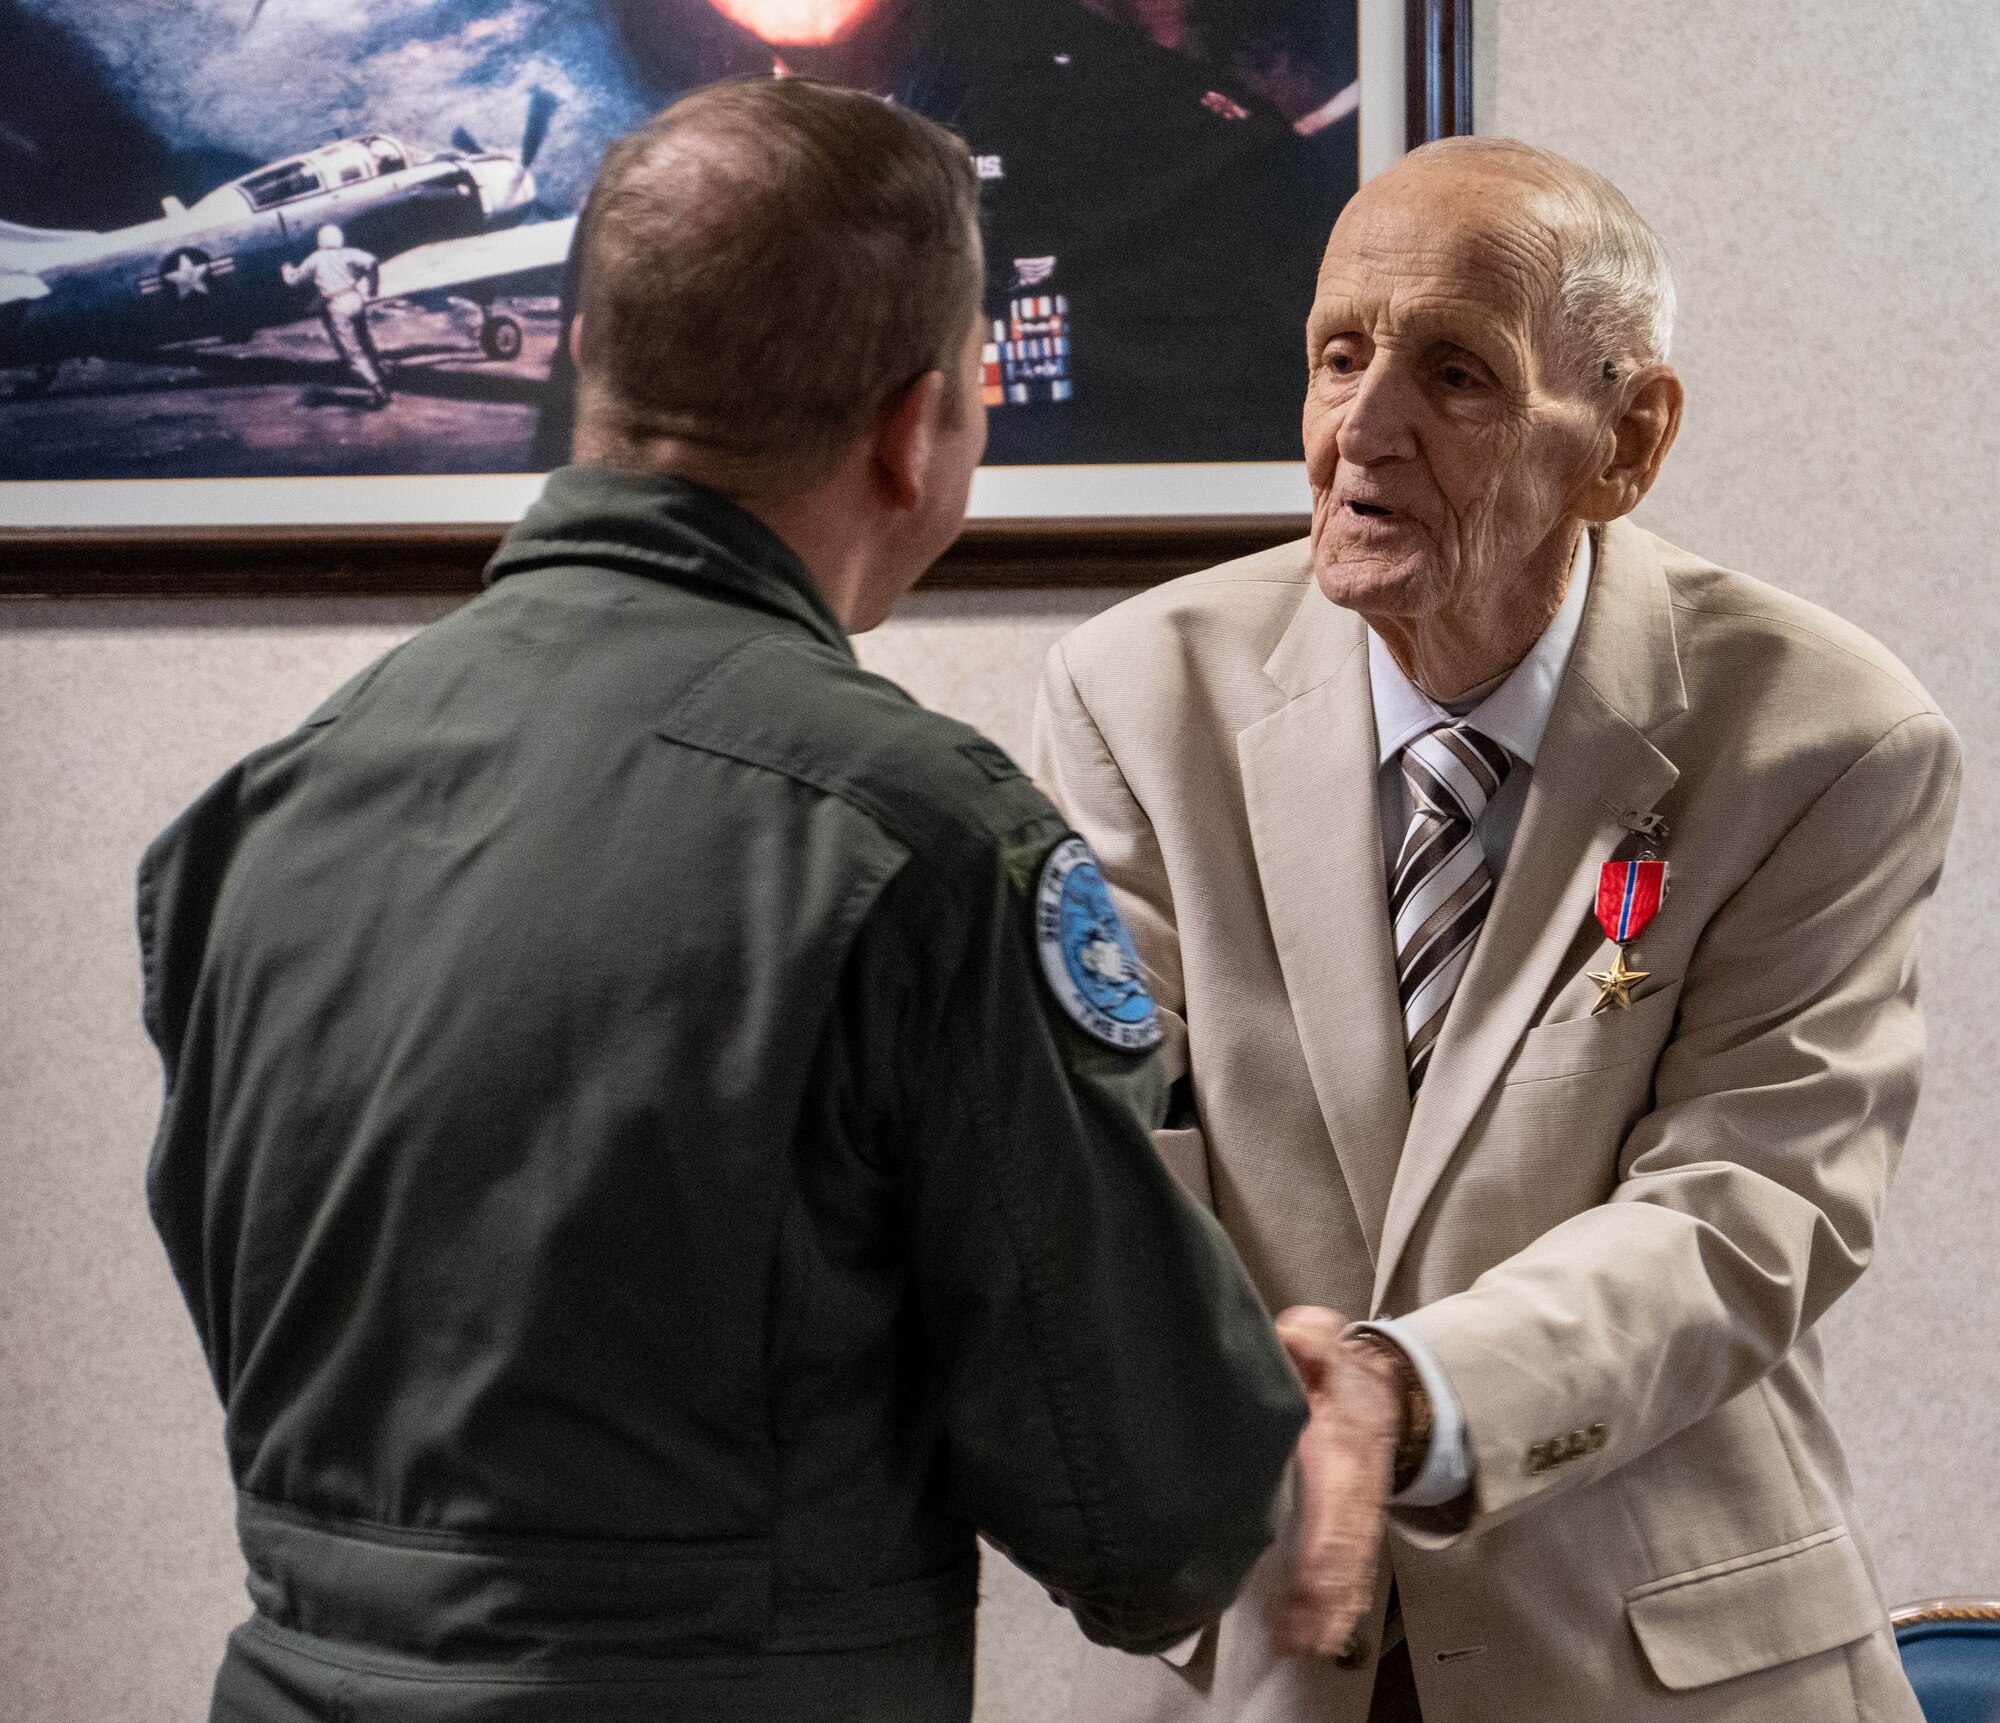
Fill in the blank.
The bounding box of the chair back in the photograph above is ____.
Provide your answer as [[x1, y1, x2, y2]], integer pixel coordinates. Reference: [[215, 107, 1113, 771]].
[[1895, 1599, 2000, 1723]]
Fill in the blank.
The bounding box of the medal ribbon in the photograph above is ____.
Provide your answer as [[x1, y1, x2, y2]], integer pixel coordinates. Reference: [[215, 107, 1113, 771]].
[[1595, 859, 1667, 946]]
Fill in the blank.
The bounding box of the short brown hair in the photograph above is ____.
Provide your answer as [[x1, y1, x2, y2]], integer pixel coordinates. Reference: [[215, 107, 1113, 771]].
[[575, 78, 982, 488]]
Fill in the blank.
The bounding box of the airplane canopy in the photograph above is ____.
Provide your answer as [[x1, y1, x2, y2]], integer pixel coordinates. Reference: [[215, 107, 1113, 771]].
[[234, 136, 412, 211]]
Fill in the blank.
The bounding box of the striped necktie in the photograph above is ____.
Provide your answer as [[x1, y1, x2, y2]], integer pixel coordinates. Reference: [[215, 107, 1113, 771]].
[[1393, 723, 1514, 1092]]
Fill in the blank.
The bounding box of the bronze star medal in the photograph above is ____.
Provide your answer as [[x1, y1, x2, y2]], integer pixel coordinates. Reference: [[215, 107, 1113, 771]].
[[1590, 857, 1668, 1012], [1588, 950, 1649, 1013]]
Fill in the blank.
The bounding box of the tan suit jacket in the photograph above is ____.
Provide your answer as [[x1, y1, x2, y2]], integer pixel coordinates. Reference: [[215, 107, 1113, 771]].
[[1032, 519, 1958, 1722]]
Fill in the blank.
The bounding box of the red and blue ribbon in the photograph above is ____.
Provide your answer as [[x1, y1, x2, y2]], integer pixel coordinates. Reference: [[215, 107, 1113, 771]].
[[1596, 859, 1667, 946]]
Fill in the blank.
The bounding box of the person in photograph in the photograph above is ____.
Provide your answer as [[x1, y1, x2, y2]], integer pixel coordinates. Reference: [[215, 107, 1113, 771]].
[[1036, 136, 1954, 1722], [280, 223, 391, 408]]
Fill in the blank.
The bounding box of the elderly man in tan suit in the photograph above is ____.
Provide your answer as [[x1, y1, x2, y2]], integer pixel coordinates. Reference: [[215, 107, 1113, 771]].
[[1033, 137, 1957, 1722]]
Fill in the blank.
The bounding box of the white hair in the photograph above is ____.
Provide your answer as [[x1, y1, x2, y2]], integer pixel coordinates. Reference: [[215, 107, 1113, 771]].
[[1408, 136, 1675, 387]]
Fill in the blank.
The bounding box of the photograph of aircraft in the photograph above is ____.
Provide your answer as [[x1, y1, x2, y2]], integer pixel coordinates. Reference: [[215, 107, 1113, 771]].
[[0, 95, 571, 398], [0, 0, 1356, 492]]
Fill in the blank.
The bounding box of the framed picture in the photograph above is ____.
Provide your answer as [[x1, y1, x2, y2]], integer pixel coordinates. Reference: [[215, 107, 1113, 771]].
[[0, 0, 1471, 595]]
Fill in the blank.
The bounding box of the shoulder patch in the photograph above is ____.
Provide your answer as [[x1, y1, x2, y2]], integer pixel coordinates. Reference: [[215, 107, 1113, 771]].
[[1034, 836, 1164, 1052]]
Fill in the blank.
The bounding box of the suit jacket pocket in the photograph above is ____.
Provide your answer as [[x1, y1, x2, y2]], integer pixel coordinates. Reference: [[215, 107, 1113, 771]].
[[1152, 1127, 1215, 1211], [1505, 979, 1683, 1085], [1625, 1525, 1884, 1691]]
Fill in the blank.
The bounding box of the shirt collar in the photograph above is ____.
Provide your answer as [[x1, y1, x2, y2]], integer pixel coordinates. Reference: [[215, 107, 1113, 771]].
[[1368, 529, 1594, 769]]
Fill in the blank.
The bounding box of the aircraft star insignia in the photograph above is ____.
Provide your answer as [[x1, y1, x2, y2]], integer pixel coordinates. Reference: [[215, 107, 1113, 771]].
[[163, 253, 212, 299]]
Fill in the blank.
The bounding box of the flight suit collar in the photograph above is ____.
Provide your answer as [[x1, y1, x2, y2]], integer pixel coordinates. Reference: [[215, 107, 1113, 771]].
[[486, 464, 855, 659]]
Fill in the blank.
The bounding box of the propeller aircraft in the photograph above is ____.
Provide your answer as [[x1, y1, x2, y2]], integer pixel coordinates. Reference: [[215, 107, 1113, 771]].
[[0, 93, 575, 396]]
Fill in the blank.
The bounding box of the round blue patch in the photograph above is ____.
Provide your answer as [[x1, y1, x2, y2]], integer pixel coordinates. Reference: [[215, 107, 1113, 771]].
[[1035, 836, 1164, 1052]]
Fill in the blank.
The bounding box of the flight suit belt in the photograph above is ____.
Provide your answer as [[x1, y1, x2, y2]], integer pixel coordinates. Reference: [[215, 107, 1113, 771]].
[[236, 1492, 978, 1670]]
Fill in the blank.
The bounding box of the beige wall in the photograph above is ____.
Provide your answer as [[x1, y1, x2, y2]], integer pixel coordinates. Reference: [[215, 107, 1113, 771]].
[[4, 0, 1997, 1716]]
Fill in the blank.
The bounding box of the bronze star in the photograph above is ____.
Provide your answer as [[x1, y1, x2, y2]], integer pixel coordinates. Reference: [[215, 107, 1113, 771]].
[[1588, 950, 1649, 1013]]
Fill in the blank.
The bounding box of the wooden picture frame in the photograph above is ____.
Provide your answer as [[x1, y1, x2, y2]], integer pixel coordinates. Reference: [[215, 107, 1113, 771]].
[[0, 1, 1472, 599]]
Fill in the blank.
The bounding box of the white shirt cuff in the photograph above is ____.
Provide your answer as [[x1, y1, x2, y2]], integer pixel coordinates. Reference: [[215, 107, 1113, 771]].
[[1355, 1317, 1470, 1508]]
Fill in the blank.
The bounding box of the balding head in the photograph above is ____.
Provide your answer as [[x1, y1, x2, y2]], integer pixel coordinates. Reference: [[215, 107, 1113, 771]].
[[573, 78, 982, 494], [1343, 137, 1674, 394], [1303, 139, 1684, 698]]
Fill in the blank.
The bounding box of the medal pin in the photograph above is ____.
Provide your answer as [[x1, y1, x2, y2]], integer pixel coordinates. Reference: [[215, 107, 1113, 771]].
[[1589, 823, 1668, 1013]]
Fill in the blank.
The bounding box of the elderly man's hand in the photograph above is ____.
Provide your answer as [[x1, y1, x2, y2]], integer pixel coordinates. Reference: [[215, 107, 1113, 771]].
[[1270, 1306, 1404, 1660]]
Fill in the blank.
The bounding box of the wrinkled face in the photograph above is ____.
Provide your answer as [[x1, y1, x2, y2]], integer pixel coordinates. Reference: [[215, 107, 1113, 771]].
[[1303, 167, 1605, 622], [704, 0, 885, 43]]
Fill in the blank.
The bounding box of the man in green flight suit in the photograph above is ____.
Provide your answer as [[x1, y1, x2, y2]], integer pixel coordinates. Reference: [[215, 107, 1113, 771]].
[[140, 79, 1345, 1722]]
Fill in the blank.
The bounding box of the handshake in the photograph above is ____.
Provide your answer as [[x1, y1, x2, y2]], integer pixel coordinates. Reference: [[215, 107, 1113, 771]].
[[1269, 1308, 1427, 1662]]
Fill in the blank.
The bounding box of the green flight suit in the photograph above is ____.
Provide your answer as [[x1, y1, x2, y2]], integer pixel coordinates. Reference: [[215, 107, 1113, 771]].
[[140, 465, 1306, 1723]]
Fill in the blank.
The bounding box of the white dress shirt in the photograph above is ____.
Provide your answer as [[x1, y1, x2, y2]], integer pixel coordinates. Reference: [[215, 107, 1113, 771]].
[[1359, 529, 1594, 1506]]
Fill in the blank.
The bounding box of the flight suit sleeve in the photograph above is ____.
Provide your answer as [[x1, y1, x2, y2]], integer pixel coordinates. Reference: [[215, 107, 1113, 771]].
[[890, 822, 1307, 1653]]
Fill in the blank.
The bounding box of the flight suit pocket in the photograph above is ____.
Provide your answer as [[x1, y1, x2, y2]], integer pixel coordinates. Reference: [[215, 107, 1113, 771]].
[[1625, 1525, 1884, 1690], [1505, 979, 1683, 1085]]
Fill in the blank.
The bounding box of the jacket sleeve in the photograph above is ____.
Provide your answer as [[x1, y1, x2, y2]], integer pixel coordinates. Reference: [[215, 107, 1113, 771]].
[[885, 829, 1306, 1653], [1032, 637, 1191, 1090], [1393, 710, 1962, 1543], [137, 758, 264, 1389]]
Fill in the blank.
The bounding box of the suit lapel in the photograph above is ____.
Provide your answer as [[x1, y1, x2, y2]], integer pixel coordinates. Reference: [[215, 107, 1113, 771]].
[[1238, 585, 1410, 1266], [1371, 521, 1690, 1310]]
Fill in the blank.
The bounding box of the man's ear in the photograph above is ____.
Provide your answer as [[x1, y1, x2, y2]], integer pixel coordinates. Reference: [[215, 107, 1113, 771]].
[[1576, 365, 1684, 521], [872, 369, 947, 513], [567, 314, 586, 373]]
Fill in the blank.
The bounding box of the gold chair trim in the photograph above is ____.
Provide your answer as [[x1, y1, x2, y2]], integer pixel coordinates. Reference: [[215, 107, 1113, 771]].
[[1893, 1598, 2000, 1630]]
